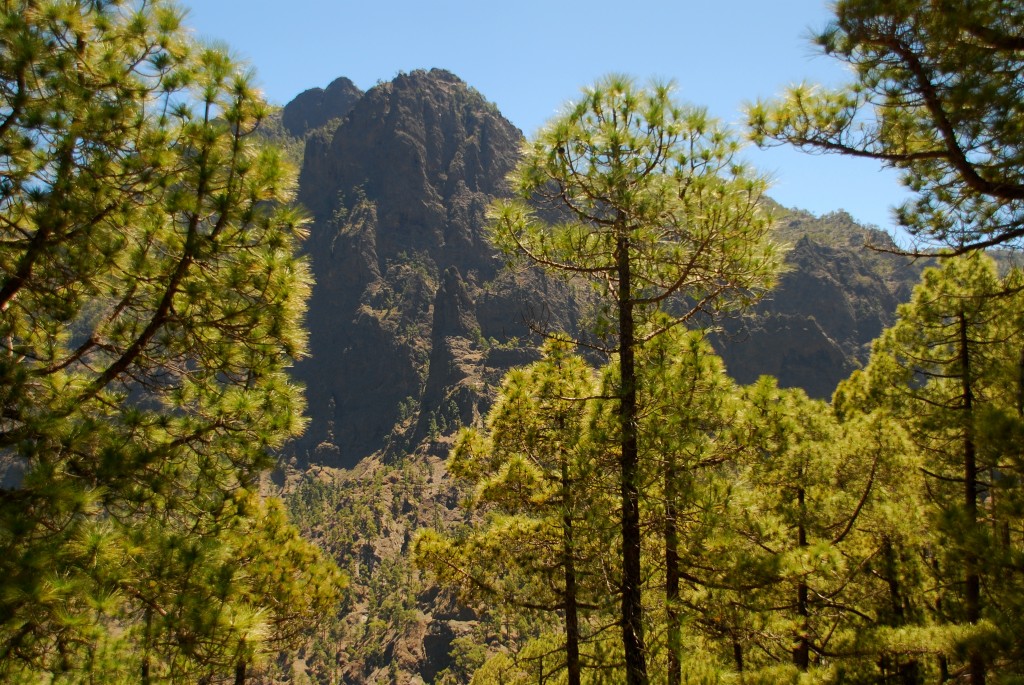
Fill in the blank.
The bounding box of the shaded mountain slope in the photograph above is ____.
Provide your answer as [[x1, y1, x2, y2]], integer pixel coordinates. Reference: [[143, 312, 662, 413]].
[[717, 208, 925, 398], [291, 69, 583, 467], [275, 70, 929, 683], [287, 70, 921, 468]]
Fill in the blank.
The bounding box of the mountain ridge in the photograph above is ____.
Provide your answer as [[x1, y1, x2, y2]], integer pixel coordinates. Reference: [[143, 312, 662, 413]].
[[282, 68, 922, 469], [270, 69, 926, 682]]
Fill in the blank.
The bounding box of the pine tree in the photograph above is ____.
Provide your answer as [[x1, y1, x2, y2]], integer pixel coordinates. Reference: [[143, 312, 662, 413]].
[[828, 410, 930, 685], [489, 75, 781, 684], [704, 379, 923, 682], [729, 381, 844, 674], [0, 1, 338, 680], [415, 339, 617, 685], [634, 324, 740, 685], [747, 0, 1024, 252], [845, 254, 1024, 682]]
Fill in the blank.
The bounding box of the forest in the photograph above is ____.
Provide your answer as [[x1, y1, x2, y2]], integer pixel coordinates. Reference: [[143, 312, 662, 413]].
[[1, 1, 1023, 684]]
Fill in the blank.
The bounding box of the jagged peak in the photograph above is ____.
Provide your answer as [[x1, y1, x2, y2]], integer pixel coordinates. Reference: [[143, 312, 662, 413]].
[[367, 69, 471, 97], [393, 68, 466, 89], [354, 68, 504, 121], [282, 76, 363, 138]]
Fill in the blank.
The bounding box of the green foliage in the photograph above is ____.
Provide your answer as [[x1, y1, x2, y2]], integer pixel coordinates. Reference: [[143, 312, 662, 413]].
[[283, 458, 448, 683], [489, 74, 783, 685], [717, 380, 926, 678], [836, 253, 1024, 681], [747, 0, 1024, 252], [421, 316, 958, 683], [491, 75, 782, 341], [252, 107, 306, 169], [633, 324, 742, 683], [0, 1, 339, 681], [416, 339, 619, 683]]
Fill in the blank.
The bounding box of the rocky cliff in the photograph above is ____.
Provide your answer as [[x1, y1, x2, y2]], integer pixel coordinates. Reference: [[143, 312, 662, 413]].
[[290, 69, 584, 467], [286, 69, 921, 469], [277, 70, 927, 683], [717, 208, 924, 398], [282, 76, 364, 138]]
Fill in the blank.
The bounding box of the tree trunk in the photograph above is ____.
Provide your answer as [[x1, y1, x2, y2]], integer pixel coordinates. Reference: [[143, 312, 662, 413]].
[[883, 537, 904, 624], [793, 486, 810, 671], [666, 463, 681, 685], [959, 312, 985, 685], [882, 538, 922, 683], [897, 660, 920, 685], [234, 661, 246, 685], [617, 233, 647, 685], [561, 460, 582, 685], [141, 608, 152, 685]]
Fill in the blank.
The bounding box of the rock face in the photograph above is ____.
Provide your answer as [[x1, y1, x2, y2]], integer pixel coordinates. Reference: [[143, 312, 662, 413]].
[[717, 209, 924, 398], [292, 70, 583, 467], [282, 76, 363, 138], [288, 70, 922, 467]]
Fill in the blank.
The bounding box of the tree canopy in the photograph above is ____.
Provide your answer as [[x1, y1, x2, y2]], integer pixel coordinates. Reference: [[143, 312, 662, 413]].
[[835, 254, 1024, 682], [489, 75, 781, 685], [0, 1, 341, 681], [747, 0, 1024, 252]]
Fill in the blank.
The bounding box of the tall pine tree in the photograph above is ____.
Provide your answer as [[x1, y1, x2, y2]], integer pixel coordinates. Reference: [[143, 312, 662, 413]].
[[842, 254, 1024, 682], [489, 75, 781, 684], [0, 2, 340, 680], [416, 339, 617, 685]]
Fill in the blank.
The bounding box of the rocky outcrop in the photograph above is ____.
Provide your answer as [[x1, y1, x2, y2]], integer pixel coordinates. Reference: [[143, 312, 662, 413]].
[[414, 266, 484, 444], [716, 209, 924, 398], [291, 70, 549, 467], [281, 76, 363, 138], [288, 70, 922, 467]]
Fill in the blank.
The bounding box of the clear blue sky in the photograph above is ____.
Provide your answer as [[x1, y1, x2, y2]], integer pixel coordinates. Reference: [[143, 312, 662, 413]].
[[182, 0, 910, 235]]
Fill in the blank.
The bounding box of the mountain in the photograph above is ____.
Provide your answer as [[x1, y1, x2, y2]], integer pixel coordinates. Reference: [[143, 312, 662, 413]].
[[289, 69, 585, 468], [282, 76, 364, 138], [272, 70, 927, 683], [283, 68, 922, 469], [716, 208, 925, 398]]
